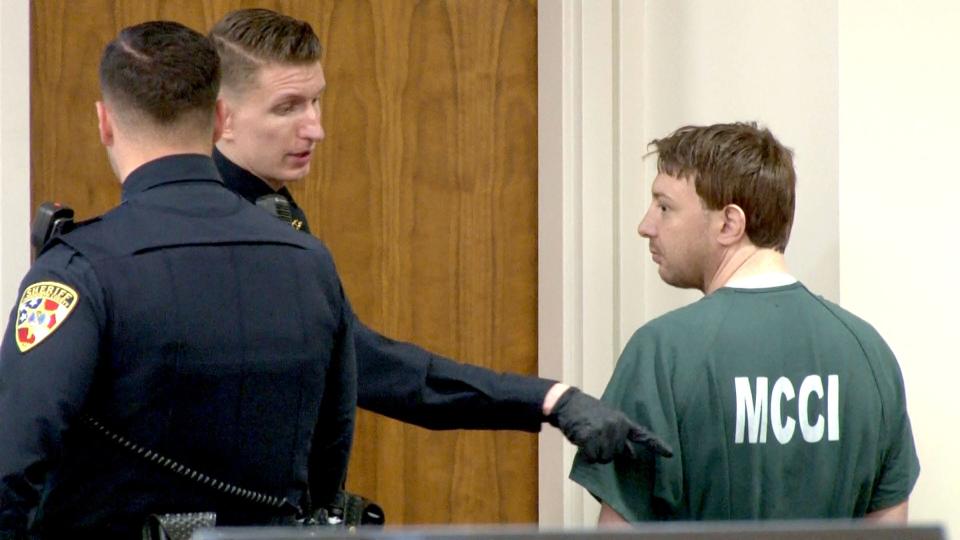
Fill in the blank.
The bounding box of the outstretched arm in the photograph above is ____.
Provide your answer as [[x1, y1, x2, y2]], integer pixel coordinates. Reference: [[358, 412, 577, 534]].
[[354, 321, 552, 431], [354, 321, 672, 462]]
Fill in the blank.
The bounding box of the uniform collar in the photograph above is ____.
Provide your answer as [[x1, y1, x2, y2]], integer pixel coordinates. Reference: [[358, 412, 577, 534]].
[[122, 154, 223, 201], [213, 146, 298, 205]]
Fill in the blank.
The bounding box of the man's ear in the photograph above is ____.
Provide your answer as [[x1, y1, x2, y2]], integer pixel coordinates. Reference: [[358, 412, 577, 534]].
[[717, 204, 747, 247], [96, 101, 113, 147], [212, 99, 226, 143], [219, 97, 236, 142]]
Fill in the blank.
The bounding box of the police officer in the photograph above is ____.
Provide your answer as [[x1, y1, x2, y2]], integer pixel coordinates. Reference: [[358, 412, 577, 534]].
[[209, 8, 672, 462], [0, 21, 356, 537]]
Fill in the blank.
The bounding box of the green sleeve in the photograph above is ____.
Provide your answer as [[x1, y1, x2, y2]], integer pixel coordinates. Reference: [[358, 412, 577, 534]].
[[867, 341, 920, 512], [817, 298, 921, 514], [568, 326, 683, 521]]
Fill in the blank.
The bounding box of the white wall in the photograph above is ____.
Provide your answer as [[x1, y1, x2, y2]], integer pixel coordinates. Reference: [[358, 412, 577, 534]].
[[839, 0, 960, 533], [0, 0, 31, 330]]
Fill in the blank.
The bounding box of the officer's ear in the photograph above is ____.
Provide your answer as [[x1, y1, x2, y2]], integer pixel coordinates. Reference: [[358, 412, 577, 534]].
[[212, 99, 226, 144], [96, 101, 114, 147], [219, 97, 236, 142]]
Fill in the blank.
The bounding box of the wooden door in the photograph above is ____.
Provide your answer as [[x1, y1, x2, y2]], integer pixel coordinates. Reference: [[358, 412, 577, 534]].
[[31, 0, 539, 525]]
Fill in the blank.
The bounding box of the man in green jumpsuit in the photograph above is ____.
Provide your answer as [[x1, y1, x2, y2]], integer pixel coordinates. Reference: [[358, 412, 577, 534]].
[[570, 122, 919, 523]]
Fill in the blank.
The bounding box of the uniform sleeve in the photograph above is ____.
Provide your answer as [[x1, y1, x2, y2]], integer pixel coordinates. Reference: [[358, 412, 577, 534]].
[[354, 321, 555, 432], [0, 246, 105, 534], [308, 281, 358, 508], [867, 341, 920, 513], [568, 327, 682, 521]]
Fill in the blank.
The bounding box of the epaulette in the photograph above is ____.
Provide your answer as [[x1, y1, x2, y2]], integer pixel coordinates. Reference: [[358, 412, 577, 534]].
[[36, 216, 102, 258]]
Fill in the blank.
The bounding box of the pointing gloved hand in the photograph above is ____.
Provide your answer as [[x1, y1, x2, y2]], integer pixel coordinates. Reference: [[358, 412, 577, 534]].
[[547, 386, 673, 463]]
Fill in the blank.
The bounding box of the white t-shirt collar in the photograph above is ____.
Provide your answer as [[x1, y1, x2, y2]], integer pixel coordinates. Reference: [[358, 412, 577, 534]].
[[724, 272, 798, 289]]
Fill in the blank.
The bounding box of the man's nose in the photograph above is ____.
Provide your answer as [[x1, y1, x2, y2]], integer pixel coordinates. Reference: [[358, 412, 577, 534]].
[[300, 108, 325, 142], [637, 213, 655, 238]]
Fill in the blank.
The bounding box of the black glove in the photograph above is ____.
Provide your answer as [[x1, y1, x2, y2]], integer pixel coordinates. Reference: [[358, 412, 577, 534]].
[[547, 387, 673, 463]]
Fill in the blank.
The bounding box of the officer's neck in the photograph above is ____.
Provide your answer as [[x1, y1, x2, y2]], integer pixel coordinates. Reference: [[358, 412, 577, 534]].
[[114, 139, 215, 184], [215, 142, 286, 192]]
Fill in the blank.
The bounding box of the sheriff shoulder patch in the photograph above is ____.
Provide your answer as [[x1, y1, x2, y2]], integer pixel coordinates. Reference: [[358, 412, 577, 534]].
[[15, 281, 79, 353]]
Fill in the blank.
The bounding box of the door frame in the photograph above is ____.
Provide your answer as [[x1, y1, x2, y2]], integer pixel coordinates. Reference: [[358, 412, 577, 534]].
[[537, 0, 646, 527], [0, 0, 31, 319]]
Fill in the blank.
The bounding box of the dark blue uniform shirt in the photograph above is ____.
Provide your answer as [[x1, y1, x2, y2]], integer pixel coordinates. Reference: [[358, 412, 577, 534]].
[[214, 148, 554, 431], [0, 154, 356, 538]]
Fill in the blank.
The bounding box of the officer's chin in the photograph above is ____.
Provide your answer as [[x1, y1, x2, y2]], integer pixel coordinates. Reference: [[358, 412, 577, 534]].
[[283, 163, 313, 182]]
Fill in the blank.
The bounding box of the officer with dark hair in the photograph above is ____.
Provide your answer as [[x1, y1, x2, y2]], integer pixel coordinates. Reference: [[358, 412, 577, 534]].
[[0, 21, 356, 537]]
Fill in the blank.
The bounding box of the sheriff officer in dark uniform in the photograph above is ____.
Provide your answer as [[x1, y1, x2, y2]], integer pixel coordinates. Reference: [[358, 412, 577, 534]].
[[209, 8, 671, 461], [0, 21, 356, 538]]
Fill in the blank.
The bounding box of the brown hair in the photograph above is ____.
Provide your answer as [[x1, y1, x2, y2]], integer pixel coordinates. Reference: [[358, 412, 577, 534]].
[[209, 8, 322, 95], [99, 20, 219, 132], [650, 122, 797, 252]]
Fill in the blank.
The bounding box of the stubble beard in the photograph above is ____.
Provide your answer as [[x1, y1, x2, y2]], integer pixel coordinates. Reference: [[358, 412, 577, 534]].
[[658, 261, 703, 291]]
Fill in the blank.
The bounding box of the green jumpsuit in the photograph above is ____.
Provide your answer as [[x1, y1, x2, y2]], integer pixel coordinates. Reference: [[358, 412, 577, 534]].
[[570, 283, 919, 520]]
